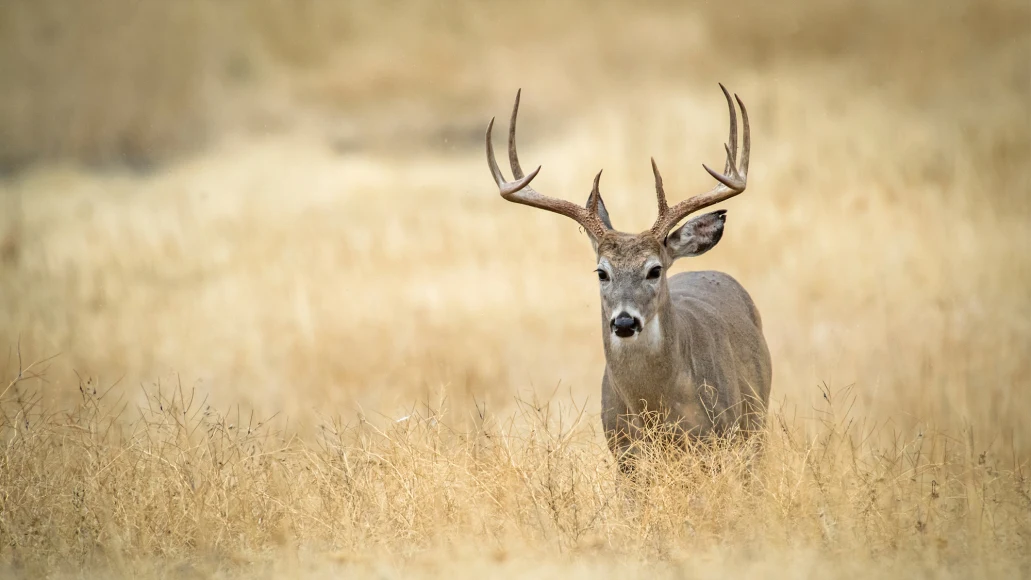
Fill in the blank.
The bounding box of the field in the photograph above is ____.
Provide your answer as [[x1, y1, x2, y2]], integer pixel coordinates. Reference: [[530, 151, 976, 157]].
[[1, 1, 1030, 577]]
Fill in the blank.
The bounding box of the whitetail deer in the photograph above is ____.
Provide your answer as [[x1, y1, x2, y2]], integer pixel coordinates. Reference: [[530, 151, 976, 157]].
[[485, 86, 772, 470]]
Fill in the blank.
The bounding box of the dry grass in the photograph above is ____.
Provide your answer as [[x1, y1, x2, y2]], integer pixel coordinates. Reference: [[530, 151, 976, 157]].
[[2, 371, 1028, 578], [1, 0, 1030, 578]]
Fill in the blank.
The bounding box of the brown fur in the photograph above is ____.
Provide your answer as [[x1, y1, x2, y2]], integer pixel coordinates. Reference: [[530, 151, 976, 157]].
[[485, 86, 769, 470], [593, 223, 772, 470]]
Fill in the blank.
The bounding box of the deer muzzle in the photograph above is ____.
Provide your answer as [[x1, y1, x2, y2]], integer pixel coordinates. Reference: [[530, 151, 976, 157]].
[[611, 312, 642, 338]]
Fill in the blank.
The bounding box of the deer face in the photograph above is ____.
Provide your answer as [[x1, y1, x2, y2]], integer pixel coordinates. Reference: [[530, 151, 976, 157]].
[[592, 210, 729, 341], [595, 233, 665, 340]]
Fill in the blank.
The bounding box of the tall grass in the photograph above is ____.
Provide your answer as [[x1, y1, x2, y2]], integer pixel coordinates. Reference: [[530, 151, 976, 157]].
[[0, 0, 1028, 577], [2, 364, 1027, 578]]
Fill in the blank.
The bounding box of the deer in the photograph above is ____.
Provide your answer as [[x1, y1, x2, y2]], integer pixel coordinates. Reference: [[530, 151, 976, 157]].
[[485, 85, 772, 472]]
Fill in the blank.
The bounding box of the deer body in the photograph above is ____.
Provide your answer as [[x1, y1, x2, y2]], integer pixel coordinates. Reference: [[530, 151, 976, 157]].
[[485, 86, 772, 469], [601, 270, 771, 462]]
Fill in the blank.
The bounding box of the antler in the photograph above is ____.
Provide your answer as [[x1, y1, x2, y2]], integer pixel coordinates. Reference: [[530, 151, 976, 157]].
[[486, 89, 610, 240], [650, 84, 750, 239]]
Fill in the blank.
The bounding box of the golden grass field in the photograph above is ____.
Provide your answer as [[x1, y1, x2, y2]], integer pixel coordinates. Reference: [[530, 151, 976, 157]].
[[1, 1, 1029, 577]]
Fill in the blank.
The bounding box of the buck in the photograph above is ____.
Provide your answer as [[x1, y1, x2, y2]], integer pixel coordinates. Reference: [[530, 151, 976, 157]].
[[485, 86, 772, 470]]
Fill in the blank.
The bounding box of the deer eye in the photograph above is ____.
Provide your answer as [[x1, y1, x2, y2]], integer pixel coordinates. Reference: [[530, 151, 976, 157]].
[[596, 269, 609, 282], [647, 265, 662, 280]]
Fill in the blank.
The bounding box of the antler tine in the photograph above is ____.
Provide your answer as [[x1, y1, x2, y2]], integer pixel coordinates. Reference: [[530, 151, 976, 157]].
[[651, 157, 668, 215], [486, 117, 539, 196], [588, 169, 603, 216], [720, 83, 737, 174], [508, 89, 526, 180], [650, 85, 751, 238], [485, 90, 610, 239], [736, 94, 750, 177]]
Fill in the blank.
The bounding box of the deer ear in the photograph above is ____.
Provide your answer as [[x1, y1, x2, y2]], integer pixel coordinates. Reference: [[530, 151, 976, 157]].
[[666, 210, 727, 259]]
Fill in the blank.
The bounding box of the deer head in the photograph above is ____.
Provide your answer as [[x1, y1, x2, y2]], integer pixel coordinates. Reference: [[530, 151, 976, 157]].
[[486, 85, 750, 342]]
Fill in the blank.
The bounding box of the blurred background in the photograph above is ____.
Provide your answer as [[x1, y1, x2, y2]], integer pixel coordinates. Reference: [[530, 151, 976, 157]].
[[1, 0, 1028, 449]]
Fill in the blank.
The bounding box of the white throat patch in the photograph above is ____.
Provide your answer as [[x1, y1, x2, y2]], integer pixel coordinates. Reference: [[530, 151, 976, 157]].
[[642, 313, 662, 349]]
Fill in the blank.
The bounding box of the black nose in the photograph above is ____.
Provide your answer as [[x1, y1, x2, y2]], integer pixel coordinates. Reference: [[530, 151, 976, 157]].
[[611, 312, 642, 337]]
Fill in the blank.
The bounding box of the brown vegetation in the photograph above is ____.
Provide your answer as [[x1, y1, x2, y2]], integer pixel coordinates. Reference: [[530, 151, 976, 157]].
[[0, 0, 1028, 577]]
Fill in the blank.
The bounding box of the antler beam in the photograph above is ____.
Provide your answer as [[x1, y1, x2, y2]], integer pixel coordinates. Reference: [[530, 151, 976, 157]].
[[650, 84, 750, 239], [486, 89, 610, 240]]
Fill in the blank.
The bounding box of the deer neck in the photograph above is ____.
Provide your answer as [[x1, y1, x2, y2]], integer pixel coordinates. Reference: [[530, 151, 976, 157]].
[[602, 288, 683, 406]]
